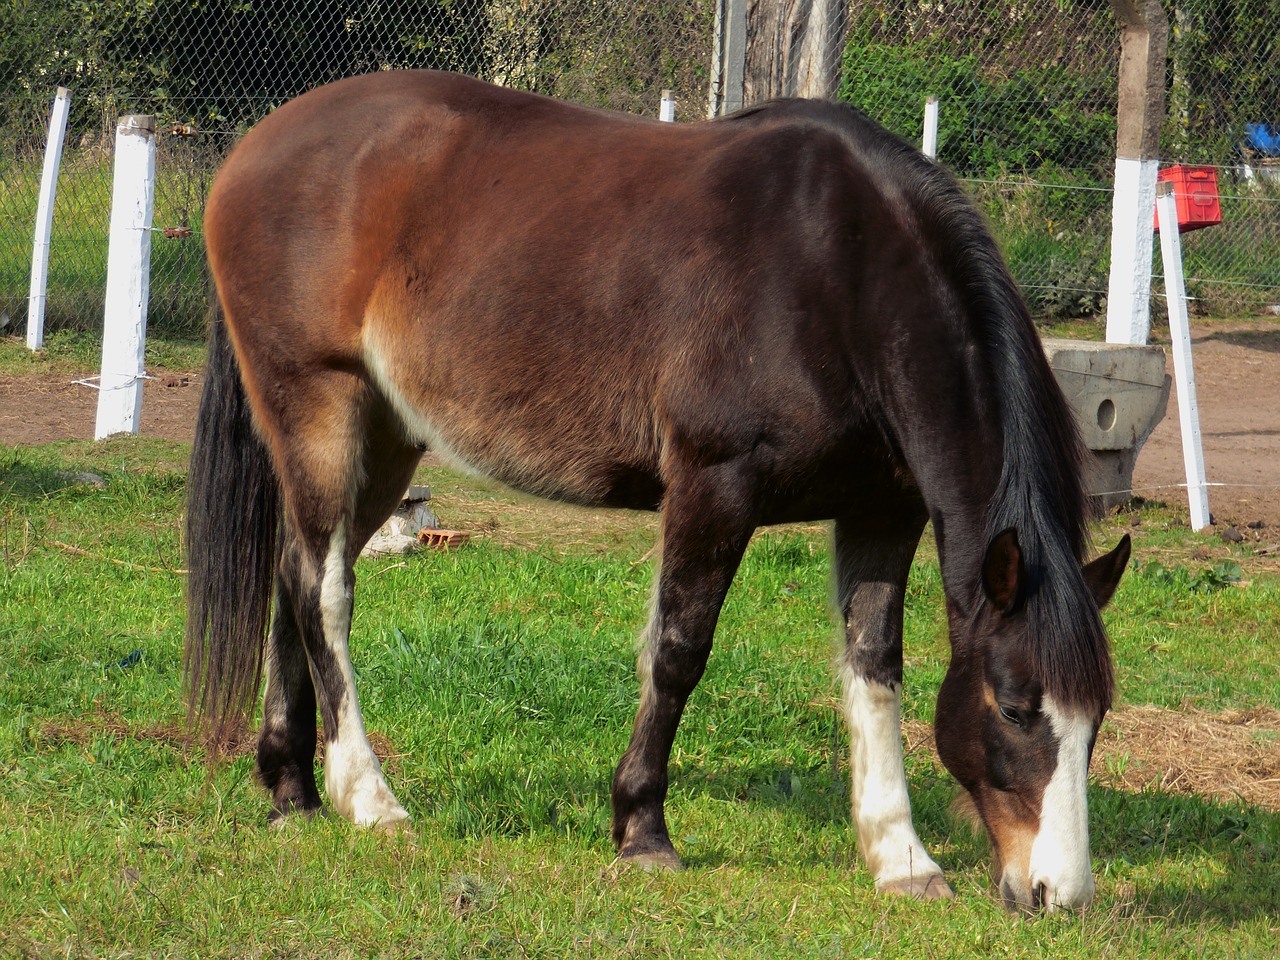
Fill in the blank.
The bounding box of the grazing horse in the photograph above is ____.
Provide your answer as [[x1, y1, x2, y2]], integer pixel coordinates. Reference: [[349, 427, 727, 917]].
[[185, 70, 1130, 912]]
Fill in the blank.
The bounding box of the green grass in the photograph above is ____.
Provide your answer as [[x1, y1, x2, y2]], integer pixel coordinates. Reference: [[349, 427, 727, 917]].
[[1, 441, 1278, 957], [0, 329, 207, 376]]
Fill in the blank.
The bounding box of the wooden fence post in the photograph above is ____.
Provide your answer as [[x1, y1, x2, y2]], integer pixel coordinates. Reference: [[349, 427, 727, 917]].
[[1105, 0, 1169, 345], [708, 0, 748, 117]]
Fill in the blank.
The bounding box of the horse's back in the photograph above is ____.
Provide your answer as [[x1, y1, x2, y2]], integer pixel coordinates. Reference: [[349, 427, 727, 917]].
[[205, 72, 921, 514]]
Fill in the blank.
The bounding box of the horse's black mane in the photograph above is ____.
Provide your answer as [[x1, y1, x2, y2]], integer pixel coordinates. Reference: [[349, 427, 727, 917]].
[[736, 99, 1113, 711]]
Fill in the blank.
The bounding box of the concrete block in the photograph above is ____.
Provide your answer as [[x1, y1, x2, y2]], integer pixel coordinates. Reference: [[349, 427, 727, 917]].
[[1043, 338, 1171, 509], [360, 485, 439, 558]]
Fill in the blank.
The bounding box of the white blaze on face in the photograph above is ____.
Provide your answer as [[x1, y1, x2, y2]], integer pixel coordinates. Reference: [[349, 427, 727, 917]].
[[1027, 695, 1096, 910]]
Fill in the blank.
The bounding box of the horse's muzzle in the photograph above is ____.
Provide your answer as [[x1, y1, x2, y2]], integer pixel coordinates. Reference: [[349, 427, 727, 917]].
[[1001, 867, 1095, 914]]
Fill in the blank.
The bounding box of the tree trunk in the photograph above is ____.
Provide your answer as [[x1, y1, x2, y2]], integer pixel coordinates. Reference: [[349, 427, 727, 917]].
[[744, 0, 849, 105]]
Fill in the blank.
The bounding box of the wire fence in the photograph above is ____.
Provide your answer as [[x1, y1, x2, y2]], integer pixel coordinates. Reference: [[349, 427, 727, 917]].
[[1, 1, 715, 336], [1, 1, 1277, 341], [836, 1, 1280, 321]]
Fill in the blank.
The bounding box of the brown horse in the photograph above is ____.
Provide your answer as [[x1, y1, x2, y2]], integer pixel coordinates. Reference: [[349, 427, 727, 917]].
[[185, 70, 1130, 911]]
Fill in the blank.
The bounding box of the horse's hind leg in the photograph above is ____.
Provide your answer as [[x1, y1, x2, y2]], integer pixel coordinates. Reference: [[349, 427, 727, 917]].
[[258, 578, 322, 821], [611, 467, 756, 867], [834, 512, 952, 899], [253, 376, 422, 827]]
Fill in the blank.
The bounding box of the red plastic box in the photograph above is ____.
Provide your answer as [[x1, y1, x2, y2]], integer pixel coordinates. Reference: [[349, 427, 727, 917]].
[[1153, 165, 1222, 233]]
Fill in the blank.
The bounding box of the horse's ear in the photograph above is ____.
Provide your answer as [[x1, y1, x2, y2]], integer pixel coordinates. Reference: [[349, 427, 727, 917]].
[[981, 528, 1024, 614], [1082, 534, 1131, 609]]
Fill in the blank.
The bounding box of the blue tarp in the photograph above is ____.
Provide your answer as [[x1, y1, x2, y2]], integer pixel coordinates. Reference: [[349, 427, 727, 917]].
[[1245, 123, 1280, 156]]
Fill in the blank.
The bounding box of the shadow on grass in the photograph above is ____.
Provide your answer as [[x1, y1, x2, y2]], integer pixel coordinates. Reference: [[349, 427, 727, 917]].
[[1091, 783, 1280, 925], [32, 696, 1280, 929], [660, 760, 1280, 925], [0, 442, 190, 499], [0, 455, 91, 499]]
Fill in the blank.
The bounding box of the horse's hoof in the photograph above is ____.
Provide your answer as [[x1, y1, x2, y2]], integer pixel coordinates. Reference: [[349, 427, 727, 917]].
[[373, 815, 414, 836], [878, 873, 954, 900], [618, 848, 684, 872]]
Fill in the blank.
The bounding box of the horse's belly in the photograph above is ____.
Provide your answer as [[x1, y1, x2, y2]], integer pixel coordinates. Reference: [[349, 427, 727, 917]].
[[428, 424, 665, 512], [363, 335, 663, 509]]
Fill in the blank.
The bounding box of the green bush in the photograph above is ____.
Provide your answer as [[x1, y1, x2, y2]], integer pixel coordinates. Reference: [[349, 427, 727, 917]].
[[839, 41, 982, 165], [839, 40, 1116, 181], [839, 40, 1116, 320]]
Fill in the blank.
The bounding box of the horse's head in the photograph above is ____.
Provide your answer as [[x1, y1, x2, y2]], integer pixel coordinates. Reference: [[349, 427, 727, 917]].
[[934, 528, 1130, 912]]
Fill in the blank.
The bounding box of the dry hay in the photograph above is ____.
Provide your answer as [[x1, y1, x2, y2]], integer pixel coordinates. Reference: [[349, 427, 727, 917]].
[[906, 704, 1280, 811], [36, 708, 403, 772], [1092, 704, 1280, 810]]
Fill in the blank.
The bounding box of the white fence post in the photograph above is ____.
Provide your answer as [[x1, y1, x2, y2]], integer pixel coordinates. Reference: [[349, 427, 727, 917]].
[[922, 95, 939, 159], [1105, 157, 1160, 344], [1155, 182, 1211, 530], [94, 115, 157, 441], [660, 89, 675, 122], [27, 86, 72, 351]]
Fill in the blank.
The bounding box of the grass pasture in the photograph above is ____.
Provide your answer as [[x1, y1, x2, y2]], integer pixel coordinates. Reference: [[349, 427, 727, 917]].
[[1, 435, 1278, 958]]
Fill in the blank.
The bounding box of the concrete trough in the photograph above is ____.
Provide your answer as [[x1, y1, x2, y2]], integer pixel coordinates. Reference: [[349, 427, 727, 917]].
[[1043, 338, 1171, 510]]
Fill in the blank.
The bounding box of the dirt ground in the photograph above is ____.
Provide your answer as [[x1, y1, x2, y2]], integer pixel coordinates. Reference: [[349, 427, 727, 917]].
[[1131, 321, 1280, 531], [0, 367, 201, 447], [2, 320, 1278, 527]]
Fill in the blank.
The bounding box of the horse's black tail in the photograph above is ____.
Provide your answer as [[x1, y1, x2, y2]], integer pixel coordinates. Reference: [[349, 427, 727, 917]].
[[184, 283, 282, 749]]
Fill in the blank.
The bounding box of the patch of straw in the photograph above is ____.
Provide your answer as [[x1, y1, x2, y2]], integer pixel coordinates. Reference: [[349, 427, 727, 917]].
[[905, 704, 1280, 810]]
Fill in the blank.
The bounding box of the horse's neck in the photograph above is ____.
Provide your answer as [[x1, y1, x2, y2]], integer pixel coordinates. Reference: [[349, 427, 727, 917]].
[[867, 319, 1030, 587], [885, 333, 1004, 504]]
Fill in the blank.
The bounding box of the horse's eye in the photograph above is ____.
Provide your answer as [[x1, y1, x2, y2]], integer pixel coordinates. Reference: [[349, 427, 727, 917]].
[[998, 704, 1025, 727]]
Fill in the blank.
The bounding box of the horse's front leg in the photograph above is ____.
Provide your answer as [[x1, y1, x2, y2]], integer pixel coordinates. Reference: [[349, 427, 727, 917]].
[[611, 468, 755, 868], [834, 515, 952, 899]]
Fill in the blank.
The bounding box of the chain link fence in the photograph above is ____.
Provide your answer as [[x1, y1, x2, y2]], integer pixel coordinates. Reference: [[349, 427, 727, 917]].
[[2, 1, 1277, 341], [0, 1, 715, 337], [836, 1, 1280, 321]]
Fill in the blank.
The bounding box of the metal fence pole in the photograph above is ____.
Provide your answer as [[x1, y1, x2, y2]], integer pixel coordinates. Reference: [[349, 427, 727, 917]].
[[95, 115, 157, 440], [26, 86, 72, 351]]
